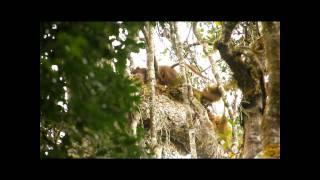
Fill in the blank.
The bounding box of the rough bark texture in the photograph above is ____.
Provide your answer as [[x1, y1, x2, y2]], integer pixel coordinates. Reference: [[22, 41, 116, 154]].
[[259, 22, 280, 158], [215, 22, 265, 158], [133, 93, 224, 158], [142, 22, 159, 157], [242, 111, 262, 158]]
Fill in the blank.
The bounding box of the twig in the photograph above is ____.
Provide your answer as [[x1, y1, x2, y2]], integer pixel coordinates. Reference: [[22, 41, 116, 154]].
[[184, 23, 192, 44]]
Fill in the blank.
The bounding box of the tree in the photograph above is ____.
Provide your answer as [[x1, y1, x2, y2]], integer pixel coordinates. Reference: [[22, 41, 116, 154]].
[[258, 22, 280, 158], [214, 22, 279, 158], [40, 21, 280, 159], [170, 22, 197, 158], [192, 22, 238, 154], [141, 22, 160, 158], [40, 22, 146, 158]]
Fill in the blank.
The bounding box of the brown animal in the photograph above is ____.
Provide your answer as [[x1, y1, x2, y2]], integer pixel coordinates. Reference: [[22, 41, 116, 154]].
[[207, 108, 229, 137], [131, 65, 180, 87], [132, 67, 227, 108], [132, 56, 212, 87], [207, 108, 232, 150], [152, 56, 181, 87], [157, 65, 181, 87], [191, 86, 223, 106], [131, 56, 181, 87], [200, 86, 223, 106], [156, 62, 211, 87], [131, 67, 147, 84], [172, 63, 212, 81], [155, 62, 214, 87], [198, 80, 237, 106]]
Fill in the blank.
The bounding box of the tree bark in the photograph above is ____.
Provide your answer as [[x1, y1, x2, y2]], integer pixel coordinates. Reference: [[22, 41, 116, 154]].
[[142, 22, 160, 158], [215, 22, 265, 158], [259, 22, 280, 158], [242, 110, 262, 158], [170, 22, 197, 158]]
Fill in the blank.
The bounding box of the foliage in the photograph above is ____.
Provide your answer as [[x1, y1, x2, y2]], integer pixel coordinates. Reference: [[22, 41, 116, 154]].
[[40, 21, 274, 159], [40, 22, 147, 158]]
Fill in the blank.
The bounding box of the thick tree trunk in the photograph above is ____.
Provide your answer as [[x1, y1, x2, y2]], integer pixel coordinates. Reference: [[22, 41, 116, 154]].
[[242, 110, 262, 158], [215, 22, 265, 158], [259, 22, 280, 158]]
